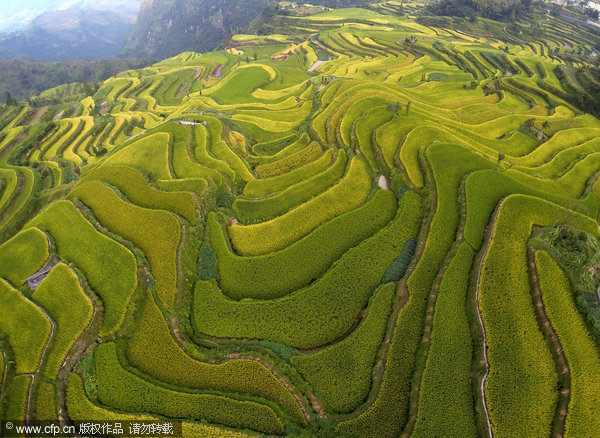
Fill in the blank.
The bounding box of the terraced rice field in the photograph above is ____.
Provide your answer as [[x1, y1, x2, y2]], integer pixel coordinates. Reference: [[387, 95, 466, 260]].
[[1, 1, 600, 437]]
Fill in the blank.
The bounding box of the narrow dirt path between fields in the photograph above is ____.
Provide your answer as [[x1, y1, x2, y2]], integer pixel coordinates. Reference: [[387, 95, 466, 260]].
[[52, 110, 65, 122], [297, 308, 367, 355], [228, 353, 312, 422], [55, 271, 103, 432], [0, 348, 7, 398], [527, 245, 571, 437], [308, 60, 326, 72], [22, 286, 56, 422], [170, 207, 313, 422], [24, 108, 47, 126], [212, 65, 224, 78], [337, 170, 432, 426], [401, 177, 473, 437], [503, 25, 527, 44], [474, 199, 504, 438]]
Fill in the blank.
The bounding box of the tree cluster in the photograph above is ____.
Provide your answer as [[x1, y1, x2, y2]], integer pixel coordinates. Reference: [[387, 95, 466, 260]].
[[425, 0, 533, 21], [0, 58, 154, 101]]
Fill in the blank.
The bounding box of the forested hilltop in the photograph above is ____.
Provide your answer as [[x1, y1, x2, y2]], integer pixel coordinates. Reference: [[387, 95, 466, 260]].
[[1, 1, 600, 437], [0, 58, 155, 102]]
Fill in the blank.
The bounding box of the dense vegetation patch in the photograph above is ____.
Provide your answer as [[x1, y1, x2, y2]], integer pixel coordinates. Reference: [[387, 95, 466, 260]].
[[2, 1, 600, 436]]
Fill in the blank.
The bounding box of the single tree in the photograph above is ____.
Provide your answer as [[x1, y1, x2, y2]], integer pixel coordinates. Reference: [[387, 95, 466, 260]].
[[83, 82, 93, 97], [387, 101, 402, 115], [4, 91, 16, 106]]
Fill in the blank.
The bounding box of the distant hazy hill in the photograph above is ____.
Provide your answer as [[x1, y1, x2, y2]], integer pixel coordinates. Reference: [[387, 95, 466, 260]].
[[120, 0, 270, 59], [0, 9, 134, 62], [0, 0, 141, 33]]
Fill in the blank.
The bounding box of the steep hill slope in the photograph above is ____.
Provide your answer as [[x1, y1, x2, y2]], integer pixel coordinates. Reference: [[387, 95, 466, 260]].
[[120, 0, 270, 59], [1, 2, 600, 437]]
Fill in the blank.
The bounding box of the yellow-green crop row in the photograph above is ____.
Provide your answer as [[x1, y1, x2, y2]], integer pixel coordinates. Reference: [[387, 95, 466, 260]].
[[35, 381, 57, 420], [251, 81, 309, 100], [355, 106, 394, 170], [374, 116, 420, 170], [206, 66, 273, 104], [399, 125, 465, 188], [291, 283, 395, 413], [480, 195, 598, 437], [232, 107, 311, 133], [69, 181, 180, 311], [513, 137, 600, 179], [234, 149, 347, 223], [193, 124, 234, 181], [535, 251, 600, 437], [213, 189, 397, 300], [169, 125, 225, 183], [42, 119, 80, 159], [189, 120, 253, 181], [156, 177, 207, 196], [32, 263, 93, 379], [464, 169, 598, 250], [0, 169, 18, 212], [0, 166, 36, 231], [255, 141, 323, 178], [229, 157, 371, 256], [243, 149, 334, 198], [0, 227, 49, 286], [95, 342, 285, 435], [194, 190, 421, 349], [80, 164, 196, 223], [509, 128, 600, 168], [506, 152, 600, 199], [128, 293, 305, 423], [249, 133, 310, 166], [67, 373, 259, 438], [0, 279, 51, 374], [412, 243, 477, 438], [2, 375, 31, 422], [26, 201, 137, 335], [103, 133, 173, 181]]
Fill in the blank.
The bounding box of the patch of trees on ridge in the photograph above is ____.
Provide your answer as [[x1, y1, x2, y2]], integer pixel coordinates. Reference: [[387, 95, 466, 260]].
[[426, 0, 534, 21]]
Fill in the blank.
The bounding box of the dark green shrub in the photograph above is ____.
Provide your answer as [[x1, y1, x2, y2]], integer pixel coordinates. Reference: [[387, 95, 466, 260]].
[[381, 238, 417, 284]]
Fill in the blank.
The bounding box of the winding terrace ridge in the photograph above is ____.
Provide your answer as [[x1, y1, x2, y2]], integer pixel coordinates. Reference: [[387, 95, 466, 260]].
[[401, 173, 479, 437], [474, 198, 504, 438], [528, 245, 571, 437]]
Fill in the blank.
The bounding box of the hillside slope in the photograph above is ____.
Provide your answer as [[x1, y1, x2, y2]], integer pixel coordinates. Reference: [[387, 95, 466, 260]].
[[1, 2, 600, 437], [120, 0, 270, 58]]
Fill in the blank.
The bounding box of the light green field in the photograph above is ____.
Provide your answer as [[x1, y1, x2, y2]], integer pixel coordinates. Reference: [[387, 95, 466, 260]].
[[2, 2, 600, 436]]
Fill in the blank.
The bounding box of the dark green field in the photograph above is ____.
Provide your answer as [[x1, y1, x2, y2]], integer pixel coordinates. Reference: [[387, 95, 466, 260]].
[[1, 1, 600, 437]]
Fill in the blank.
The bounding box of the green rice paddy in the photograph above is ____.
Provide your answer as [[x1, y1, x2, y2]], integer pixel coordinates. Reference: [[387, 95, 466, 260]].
[[1, 1, 600, 436]]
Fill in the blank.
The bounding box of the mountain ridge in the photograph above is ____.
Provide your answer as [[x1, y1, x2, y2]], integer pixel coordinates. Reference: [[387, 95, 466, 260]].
[[120, 0, 270, 59], [0, 9, 134, 62]]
